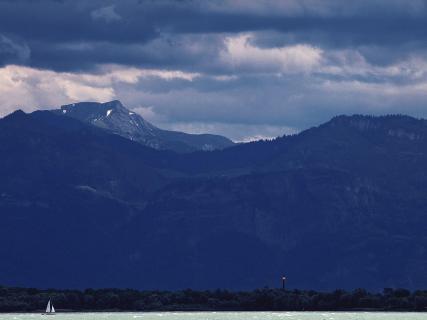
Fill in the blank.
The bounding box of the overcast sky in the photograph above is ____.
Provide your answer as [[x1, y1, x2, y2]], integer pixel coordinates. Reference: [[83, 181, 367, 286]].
[[1, 0, 427, 141]]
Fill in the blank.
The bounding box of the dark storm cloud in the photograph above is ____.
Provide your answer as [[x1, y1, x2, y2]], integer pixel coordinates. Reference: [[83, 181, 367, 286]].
[[1, 0, 427, 71], [0, 34, 30, 66], [27, 33, 227, 72], [0, 0, 156, 43]]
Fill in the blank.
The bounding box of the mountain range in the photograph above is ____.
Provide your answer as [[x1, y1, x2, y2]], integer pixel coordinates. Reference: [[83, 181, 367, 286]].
[[52, 100, 234, 153], [0, 105, 426, 291]]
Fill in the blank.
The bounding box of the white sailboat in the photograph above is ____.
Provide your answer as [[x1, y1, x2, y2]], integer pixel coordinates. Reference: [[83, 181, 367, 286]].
[[43, 299, 56, 315]]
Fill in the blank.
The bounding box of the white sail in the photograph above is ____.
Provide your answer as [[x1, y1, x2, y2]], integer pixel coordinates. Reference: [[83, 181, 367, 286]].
[[51, 304, 55, 313], [45, 300, 51, 313]]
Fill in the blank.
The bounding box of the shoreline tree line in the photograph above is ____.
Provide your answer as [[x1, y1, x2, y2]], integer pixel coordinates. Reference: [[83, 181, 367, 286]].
[[0, 286, 426, 312]]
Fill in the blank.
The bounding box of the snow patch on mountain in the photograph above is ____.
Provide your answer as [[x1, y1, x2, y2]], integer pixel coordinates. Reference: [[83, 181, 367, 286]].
[[53, 100, 234, 153]]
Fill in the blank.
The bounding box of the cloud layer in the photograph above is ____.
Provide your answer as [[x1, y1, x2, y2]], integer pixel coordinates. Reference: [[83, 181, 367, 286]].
[[1, 0, 427, 141]]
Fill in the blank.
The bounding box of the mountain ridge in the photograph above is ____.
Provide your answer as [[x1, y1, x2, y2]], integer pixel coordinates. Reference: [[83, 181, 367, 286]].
[[0, 110, 426, 290]]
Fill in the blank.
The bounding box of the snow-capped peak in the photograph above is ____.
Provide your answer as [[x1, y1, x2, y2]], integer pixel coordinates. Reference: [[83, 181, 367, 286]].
[[54, 100, 234, 152]]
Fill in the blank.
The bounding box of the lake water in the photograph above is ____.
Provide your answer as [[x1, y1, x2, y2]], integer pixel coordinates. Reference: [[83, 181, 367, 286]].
[[0, 312, 426, 320]]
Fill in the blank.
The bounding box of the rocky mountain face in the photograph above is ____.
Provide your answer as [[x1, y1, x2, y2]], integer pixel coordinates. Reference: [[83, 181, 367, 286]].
[[52, 100, 234, 153], [0, 111, 426, 291]]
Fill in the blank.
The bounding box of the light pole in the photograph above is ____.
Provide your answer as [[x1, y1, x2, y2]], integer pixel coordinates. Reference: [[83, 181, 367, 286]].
[[282, 276, 287, 290]]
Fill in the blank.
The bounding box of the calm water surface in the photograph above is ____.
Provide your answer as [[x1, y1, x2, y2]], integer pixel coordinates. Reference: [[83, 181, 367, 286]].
[[0, 312, 426, 320]]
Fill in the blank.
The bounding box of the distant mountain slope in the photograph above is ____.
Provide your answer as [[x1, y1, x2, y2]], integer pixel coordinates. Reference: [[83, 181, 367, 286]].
[[52, 100, 234, 152], [0, 111, 426, 291]]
